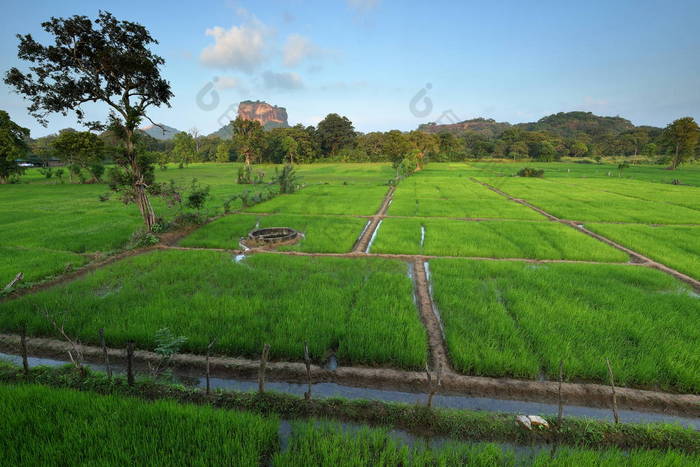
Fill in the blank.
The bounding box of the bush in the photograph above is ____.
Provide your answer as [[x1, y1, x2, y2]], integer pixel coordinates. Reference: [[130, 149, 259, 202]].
[[129, 229, 160, 248], [516, 167, 544, 177], [184, 178, 210, 213]]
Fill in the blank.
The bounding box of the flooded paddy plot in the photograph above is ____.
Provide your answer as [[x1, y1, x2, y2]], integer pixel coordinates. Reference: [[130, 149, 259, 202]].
[[0, 250, 428, 369], [429, 259, 700, 393]]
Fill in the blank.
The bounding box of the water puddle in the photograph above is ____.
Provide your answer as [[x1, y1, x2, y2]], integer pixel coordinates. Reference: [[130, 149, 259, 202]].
[[420, 225, 426, 248], [1, 351, 698, 429], [366, 220, 382, 253], [233, 254, 246, 263]]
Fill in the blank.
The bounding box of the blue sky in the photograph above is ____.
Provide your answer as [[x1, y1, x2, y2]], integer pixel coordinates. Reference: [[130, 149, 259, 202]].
[[1, 0, 699, 137]]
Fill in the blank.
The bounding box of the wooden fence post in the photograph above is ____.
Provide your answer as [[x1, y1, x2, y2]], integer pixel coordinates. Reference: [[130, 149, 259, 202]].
[[98, 328, 112, 380], [303, 342, 312, 401], [426, 362, 442, 408], [126, 341, 135, 386], [557, 360, 564, 427], [20, 328, 30, 377], [606, 358, 619, 424], [258, 344, 270, 394]]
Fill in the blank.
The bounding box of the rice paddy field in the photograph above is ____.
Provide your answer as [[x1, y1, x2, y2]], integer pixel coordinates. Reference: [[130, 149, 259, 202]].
[[0, 250, 428, 369], [2, 161, 700, 393], [4, 383, 699, 466], [429, 259, 700, 392]]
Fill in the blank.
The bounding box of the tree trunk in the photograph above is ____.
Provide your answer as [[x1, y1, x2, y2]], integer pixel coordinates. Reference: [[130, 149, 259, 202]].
[[125, 128, 157, 231], [672, 143, 680, 170]]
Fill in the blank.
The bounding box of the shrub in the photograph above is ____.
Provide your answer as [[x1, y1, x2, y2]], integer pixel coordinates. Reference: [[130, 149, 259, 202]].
[[516, 167, 544, 177]]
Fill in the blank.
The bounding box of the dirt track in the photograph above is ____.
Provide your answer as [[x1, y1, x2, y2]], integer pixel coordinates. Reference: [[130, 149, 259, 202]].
[[353, 185, 395, 253]]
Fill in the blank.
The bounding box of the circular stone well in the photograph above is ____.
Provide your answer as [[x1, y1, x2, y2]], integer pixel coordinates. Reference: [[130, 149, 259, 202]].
[[244, 227, 301, 248]]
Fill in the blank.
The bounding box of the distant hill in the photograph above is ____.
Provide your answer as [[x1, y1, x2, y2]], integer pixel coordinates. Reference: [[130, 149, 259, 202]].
[[139, 124, 180, 140], [419, 118, 511, 138], [419, 112, 649, 139], [517, 112, 636, 138]]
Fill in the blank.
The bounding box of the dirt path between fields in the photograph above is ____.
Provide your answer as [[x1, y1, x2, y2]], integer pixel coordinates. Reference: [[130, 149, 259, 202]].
[[412, 260, 452, 372], [471, 178, 700, 291], [353, 186, 395, 253], [2, 333, 698, 418]]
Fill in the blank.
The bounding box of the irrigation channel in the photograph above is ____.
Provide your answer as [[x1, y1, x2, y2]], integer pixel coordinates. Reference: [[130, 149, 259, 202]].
[[2, 351, 698, 430]]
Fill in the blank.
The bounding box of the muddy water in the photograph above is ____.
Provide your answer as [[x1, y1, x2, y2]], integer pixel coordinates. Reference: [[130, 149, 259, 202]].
[[2, 352, 698, 430], [276, 419, 551, 462]]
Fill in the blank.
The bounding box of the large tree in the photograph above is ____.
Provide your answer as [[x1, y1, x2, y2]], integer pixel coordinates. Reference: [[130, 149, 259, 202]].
[[5, 11, 173, 229], [663, 117, 700, 169], [316, 113, 355, 157], [232, 117, 266, 165], [171, 132, 196, 166], [51, 129, 104, 182], [0, 110, 30, 184]]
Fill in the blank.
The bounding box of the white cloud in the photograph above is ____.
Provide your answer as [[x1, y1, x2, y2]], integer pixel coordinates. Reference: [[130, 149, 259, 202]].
[[200, 17, 271, 72], [213, 76, 241, 90], [283, 34, 318, 67], [346, 0, 380, 11], [262, 71, 304, 90]]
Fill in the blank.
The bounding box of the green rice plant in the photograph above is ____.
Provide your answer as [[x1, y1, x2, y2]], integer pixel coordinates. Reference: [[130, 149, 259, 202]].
[[246, 184, 389, 216], [371, 218, 628, 262], [387, 197, 544, 219], [179, 214, 366, 253], [586, 224, 700, 279], [274, 420, 700, 466], [0, 383, 279, 465], [476, 177, 700, 224], [430, 259, 700, 392], [0, 246, 88, 287], [0, 250, 427, 369]]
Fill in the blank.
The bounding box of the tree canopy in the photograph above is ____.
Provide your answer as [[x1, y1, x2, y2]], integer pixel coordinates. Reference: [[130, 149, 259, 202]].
[[0, 110, 30, 183]]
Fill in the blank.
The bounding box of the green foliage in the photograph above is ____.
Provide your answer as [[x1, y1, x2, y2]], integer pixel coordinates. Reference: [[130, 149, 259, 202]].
[[183, 178, 210, 213], [0, 110, 30, 184], [232, 117, 266, 165], [316, 113, 355, 156], [171, 131, 196, 166], [275, 164, 299, 194], [664, 117, 700, 169], [51, 130, 103, 182], [517, 167, 544, 177]]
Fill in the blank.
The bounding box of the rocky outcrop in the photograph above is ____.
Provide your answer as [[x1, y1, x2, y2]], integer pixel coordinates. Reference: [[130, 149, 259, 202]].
[[238, 100, 289, 129]]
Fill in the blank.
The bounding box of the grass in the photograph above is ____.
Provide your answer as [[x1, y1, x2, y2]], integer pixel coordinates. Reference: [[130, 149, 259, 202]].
[[179, 213, 367, 253], [0, 249, 427, 369], [586, 224, 700, 279], [1, 246, 89, 287], [0, 383, 279, 466], [370, 218, 628, 261], [476, 176, 700, 224], [247, 183, 389, 216], [471, 160, 700, 186], [429, 259, 700, 393], [389, 175, 543, 219]]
